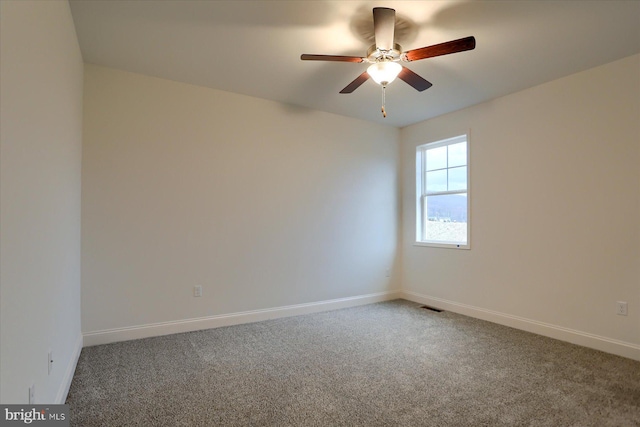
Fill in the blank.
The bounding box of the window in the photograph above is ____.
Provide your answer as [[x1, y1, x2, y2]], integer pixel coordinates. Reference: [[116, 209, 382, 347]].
[[416, 134, 469, 248]]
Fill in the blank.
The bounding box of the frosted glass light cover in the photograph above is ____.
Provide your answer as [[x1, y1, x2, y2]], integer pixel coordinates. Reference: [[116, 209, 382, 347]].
[[367, 61, 402, 85]]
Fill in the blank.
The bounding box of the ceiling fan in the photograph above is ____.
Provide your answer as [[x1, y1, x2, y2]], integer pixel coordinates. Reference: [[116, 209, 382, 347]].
[[300, 7, 476, 117]]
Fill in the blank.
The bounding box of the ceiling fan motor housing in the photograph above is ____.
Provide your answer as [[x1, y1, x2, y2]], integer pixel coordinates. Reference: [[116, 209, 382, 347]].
[[366, 43, 403, 63]]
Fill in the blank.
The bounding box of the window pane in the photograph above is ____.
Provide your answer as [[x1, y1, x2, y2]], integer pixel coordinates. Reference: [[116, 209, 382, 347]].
[[448, 142, 466, 168], [448, 166, 467, 191], [426, 146, 447, 171], [425, 194, 467, 243], [426, 170, 447, 193]]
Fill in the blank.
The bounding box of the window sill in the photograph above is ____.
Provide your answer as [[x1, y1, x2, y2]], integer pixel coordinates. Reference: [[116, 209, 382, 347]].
[[414, 241, 470, 250]]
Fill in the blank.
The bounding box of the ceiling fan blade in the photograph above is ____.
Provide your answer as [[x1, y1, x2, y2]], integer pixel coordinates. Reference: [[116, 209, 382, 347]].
[[404, 36, 476, 62], [339, 71, 370, 94], [398, 67, 432, 92], [301, 54, 364, 63], [373, 7, 396, 51]]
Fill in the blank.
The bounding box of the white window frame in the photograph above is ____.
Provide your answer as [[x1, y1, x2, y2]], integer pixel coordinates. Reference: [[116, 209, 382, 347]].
[[415, 134, 470, 249]]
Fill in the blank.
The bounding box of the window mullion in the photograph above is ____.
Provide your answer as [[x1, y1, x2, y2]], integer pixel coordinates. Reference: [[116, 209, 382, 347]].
[[425, 189, 467, 197], [446, 144, 449, 192], [424, 166, 448, 173]]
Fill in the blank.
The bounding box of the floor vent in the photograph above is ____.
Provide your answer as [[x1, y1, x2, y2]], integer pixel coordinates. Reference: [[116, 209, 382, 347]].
[[420, 305, 443, 313]]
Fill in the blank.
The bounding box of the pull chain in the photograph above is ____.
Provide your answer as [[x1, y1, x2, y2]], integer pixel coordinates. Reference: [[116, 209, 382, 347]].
[[381, 85, 387, 118]]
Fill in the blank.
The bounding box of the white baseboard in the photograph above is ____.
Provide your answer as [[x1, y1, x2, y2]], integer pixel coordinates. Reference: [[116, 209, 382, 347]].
[[56, 332, 83, 404], [83, 290, 401, 347], [401, 290, 640, 361]]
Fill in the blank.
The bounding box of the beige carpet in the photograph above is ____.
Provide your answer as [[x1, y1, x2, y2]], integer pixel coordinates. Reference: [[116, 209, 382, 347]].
[[66, 300, 640, 426]]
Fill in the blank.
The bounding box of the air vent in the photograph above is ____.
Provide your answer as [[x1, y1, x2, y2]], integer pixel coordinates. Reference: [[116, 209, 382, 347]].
[[420, 305, 443, 313]]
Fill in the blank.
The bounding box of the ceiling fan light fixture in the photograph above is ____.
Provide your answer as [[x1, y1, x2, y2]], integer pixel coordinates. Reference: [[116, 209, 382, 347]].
[[367, 61, 402, 86], [300, 7, 475, 99]]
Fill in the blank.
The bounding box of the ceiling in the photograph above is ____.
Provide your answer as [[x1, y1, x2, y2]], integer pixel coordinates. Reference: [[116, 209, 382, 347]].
[[69, 1, 640, 128]]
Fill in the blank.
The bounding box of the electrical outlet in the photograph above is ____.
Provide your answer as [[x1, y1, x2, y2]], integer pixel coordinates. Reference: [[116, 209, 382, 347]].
[[29, 384, 35, 404], [48, 350, 53, 375], [616, 301, 628, 316], [194, 285, 202, 297], [385, 269, 390, 277]]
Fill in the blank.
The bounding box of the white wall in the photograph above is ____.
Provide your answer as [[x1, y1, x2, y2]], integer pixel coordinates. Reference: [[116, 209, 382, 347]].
[[81, 64, 400, 338], [0, 1, 83, 403], [401, 54, 640, 359]]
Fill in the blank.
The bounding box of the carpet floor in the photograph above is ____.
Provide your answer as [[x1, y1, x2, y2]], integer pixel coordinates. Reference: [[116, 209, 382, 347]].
[[66, 300, 640, 426]]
